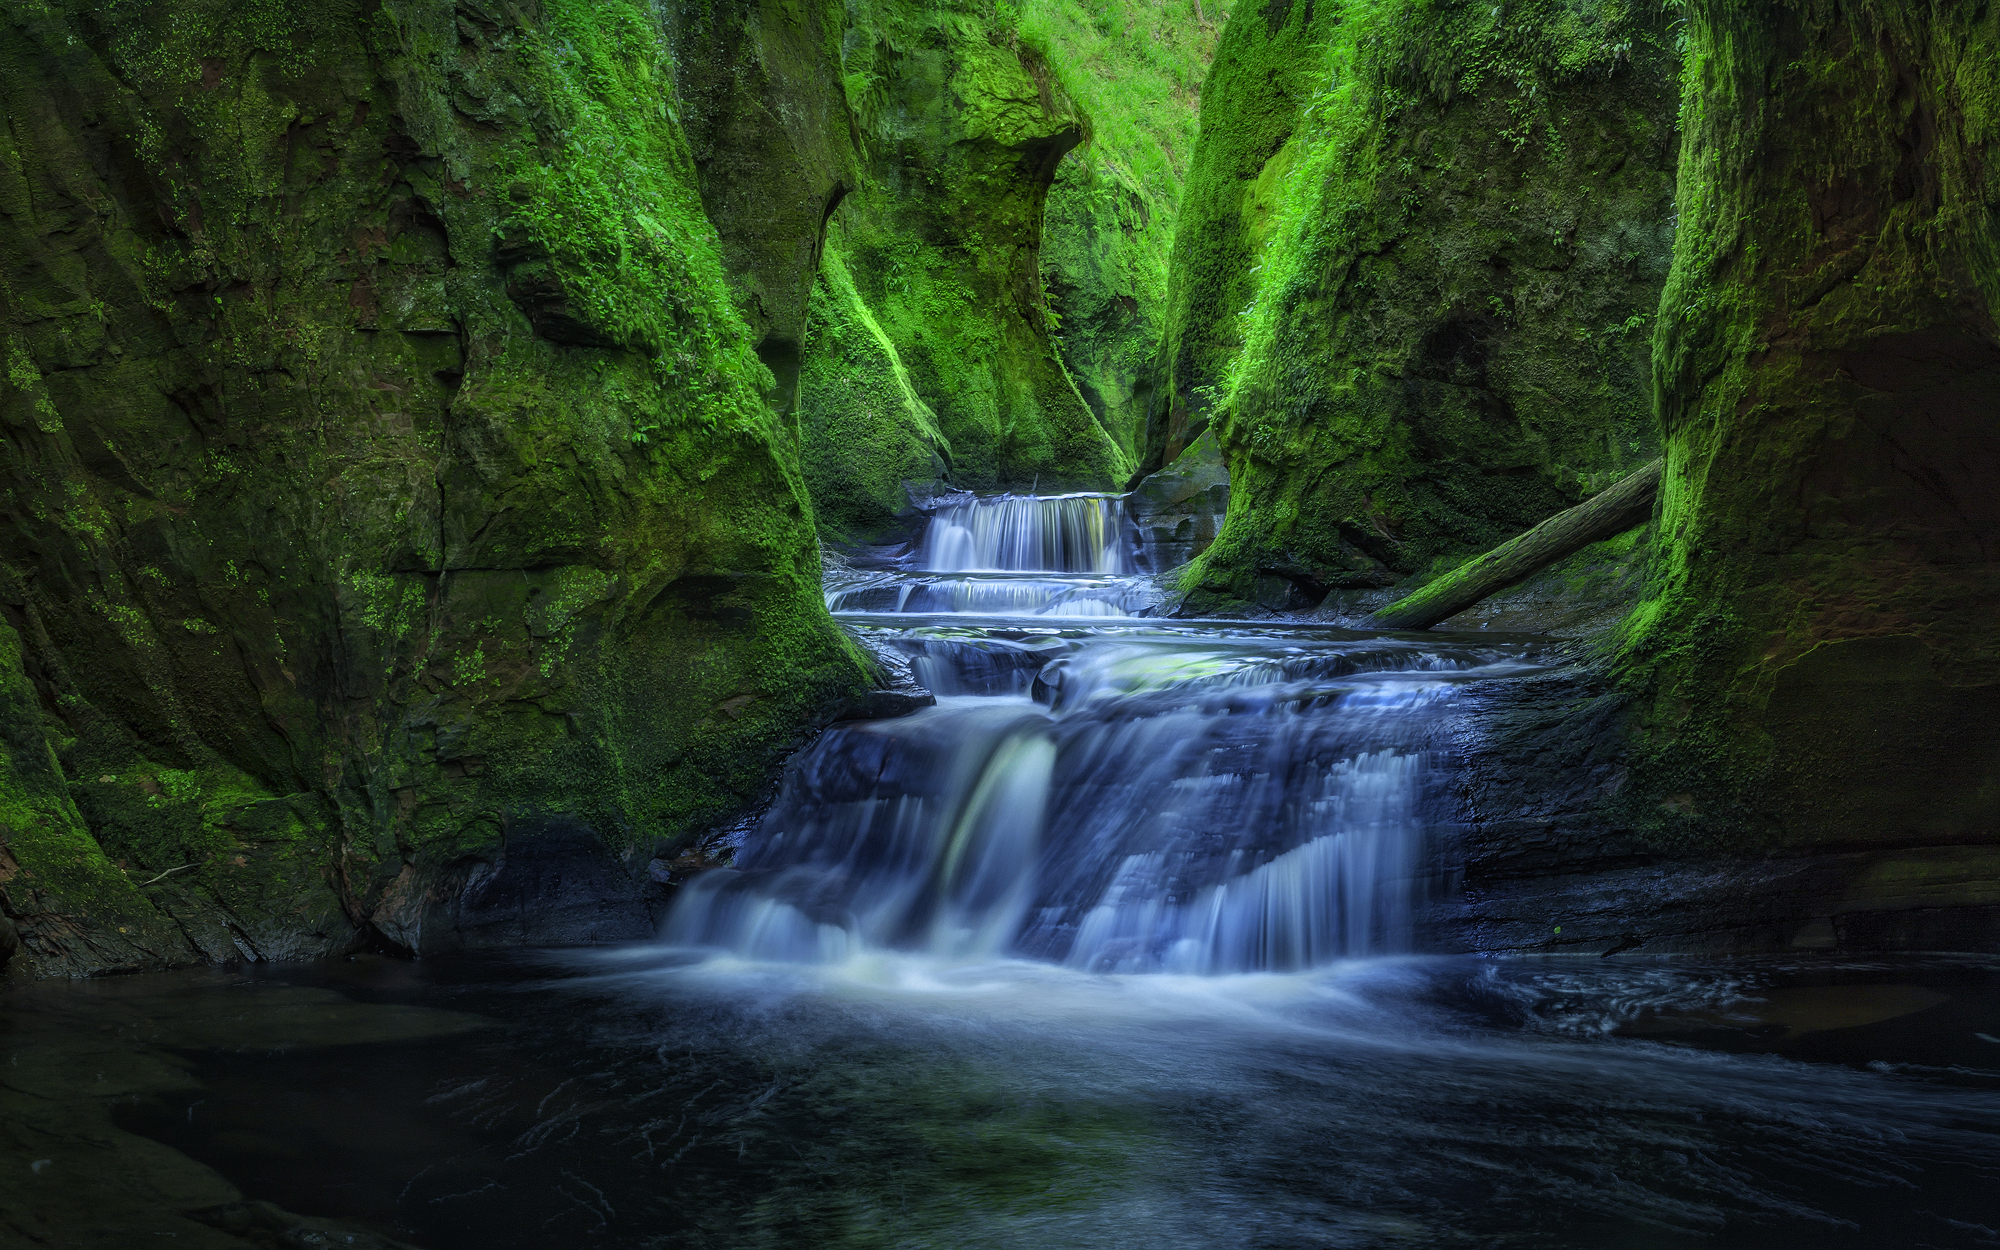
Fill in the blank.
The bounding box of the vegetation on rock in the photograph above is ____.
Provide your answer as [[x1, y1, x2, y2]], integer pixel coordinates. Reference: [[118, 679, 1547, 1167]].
[[1025, 0, 1229, 466], [4, 0, 1994, 973], [1616, 0, 2000, 853], [1172, 0, 1679, 612], [0, 0, 870, 974]]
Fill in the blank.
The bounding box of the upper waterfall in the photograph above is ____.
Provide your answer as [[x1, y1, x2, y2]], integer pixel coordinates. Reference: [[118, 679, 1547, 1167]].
[[921, 494, 1132, 574]]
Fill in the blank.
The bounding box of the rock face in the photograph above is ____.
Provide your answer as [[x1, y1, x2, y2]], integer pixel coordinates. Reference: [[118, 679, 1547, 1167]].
[[1617, 0, 2000, 856], [1126, 432, 1229, 576], [1144, 0, 1333, 482], [1434, 665, 2000, 957], [0, 0, 876, 976], [1169, 0, 1678, 612], [1030, 3, 1220, 472], [671, 1, 1163, 547]]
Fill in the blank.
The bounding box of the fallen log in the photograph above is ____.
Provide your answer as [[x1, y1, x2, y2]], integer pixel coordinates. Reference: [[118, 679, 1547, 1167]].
[[1363, 458, 1662, 631]]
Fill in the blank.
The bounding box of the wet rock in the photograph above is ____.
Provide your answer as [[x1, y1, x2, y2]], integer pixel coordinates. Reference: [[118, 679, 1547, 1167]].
[[1430, 661, 2000, 956], [369, 816, 655, 957], [1126, 431, 1229, 573], [839, 629, 937, 722], [191, 1201, 423, 1249]]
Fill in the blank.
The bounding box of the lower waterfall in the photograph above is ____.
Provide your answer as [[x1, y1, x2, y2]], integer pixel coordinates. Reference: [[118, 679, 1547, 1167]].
[[667, 493, 1549, 971]]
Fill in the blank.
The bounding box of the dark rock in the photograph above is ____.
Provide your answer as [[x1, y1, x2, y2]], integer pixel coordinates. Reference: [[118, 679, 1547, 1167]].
[[839, 628, 937, 721], [1127, 431, 1229, 573], [192, 1200, 425, 1250], [370, 816, 655, 956], [1428, 658, 2000, 955]]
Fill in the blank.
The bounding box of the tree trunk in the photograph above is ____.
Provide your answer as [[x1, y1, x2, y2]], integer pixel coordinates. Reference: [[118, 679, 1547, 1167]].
[[1364, 460, 1661, 630]]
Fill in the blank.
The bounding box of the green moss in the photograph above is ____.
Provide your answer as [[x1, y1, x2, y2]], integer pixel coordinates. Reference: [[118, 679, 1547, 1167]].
[[1613, 0, 2000, 854], [1022, 0, 1226, 463], [788, 2, 1130, 500], [0, 0, 871, 971], [0, 621, 160, 929], [724, 1059, 1156, 1246], [1145, 0, 1337, 479], [796, 240, 953, 543], [492, 0, 774, 435], [1176, 0, 1678, 608]]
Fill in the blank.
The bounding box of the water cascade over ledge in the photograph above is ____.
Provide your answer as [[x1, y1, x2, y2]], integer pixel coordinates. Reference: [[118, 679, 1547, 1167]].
[[823, 492, 1156, 617], [673, 492, 1553, 971]]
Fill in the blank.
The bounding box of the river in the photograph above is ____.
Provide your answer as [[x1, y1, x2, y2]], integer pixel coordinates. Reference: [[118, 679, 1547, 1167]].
[[7, 493, 1998, 1248]]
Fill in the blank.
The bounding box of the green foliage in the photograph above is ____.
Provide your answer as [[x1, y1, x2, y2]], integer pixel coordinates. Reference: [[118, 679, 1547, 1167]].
[[1173, 0, 1678, 606]]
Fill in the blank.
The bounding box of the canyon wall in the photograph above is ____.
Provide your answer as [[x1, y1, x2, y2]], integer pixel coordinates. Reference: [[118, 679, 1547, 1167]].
[[1616, 0, 2000, 855], [0, 0, 876, 975], [673, 1, 1169, 546], [1170, 0, 1678, 612]]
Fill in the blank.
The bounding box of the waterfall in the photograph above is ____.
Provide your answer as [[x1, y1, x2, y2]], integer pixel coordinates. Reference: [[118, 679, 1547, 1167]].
[[662, 621, 1534, 972], [1062, 752, 1422, 974], [824, 492, 1150, 617], [662, 707, 1054, 962], [921, 494, 1132, 573], [676, 491, 1547, 974]]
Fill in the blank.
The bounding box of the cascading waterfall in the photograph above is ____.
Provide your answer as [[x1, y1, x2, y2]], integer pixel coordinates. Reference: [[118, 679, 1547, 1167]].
[[673, 492, 1550, 973], [823, 492, 1155, 617], [921, 493, 1133, 573]]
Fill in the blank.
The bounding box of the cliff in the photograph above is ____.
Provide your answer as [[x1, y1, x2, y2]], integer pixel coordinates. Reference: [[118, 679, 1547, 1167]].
[[1168, 0, 1678, 611], [0, 0, 873, 975]]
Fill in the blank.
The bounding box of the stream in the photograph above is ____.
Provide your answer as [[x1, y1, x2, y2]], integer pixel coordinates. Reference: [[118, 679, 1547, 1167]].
[[8, 494, 2000, 1248]]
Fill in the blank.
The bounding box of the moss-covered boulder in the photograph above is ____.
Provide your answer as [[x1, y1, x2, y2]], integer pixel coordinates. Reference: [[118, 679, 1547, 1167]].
[[0, 0, 870, 974], [1174, 0, 1679, 611], [1617, 0, 2000, 853]]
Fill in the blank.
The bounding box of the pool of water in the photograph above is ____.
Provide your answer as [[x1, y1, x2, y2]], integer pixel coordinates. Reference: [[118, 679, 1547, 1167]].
[[9, 950, 1997, 1248]]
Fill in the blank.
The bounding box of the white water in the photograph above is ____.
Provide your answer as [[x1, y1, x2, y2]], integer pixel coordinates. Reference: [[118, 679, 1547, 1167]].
[[825, 493, 1156, 617], [676, 493, 1548, 972], [921, 493, 1133, 573]]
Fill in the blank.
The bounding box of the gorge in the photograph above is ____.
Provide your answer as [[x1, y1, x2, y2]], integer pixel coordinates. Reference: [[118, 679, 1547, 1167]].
[[2, 0, 1997, 1246]]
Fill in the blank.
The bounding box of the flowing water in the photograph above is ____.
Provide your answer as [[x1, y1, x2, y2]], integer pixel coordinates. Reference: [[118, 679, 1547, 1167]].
[[689, 491, 1548, 973], [9, 495, 2000, 1248]]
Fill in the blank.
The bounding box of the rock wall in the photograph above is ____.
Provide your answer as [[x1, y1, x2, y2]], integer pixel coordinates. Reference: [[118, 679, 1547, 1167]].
[[669, 1, 1225, 548], [1616, 0, 2000, 855], [1170, 0, 1679, 612], [1435, 666, 2000, 957], [1144, 0, 1332, 482], [1027, 1, 1223, 471], [675, 1, 1147, 546], [1430, 0, 1999, 952], [0, 0, 873, 976]]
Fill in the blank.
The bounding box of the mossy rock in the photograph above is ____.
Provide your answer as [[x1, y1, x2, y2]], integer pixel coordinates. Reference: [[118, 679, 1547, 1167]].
[[0, 0, 870, 973], [1614, 0, 2000, 855], [1173, 0, 1678, 609]]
